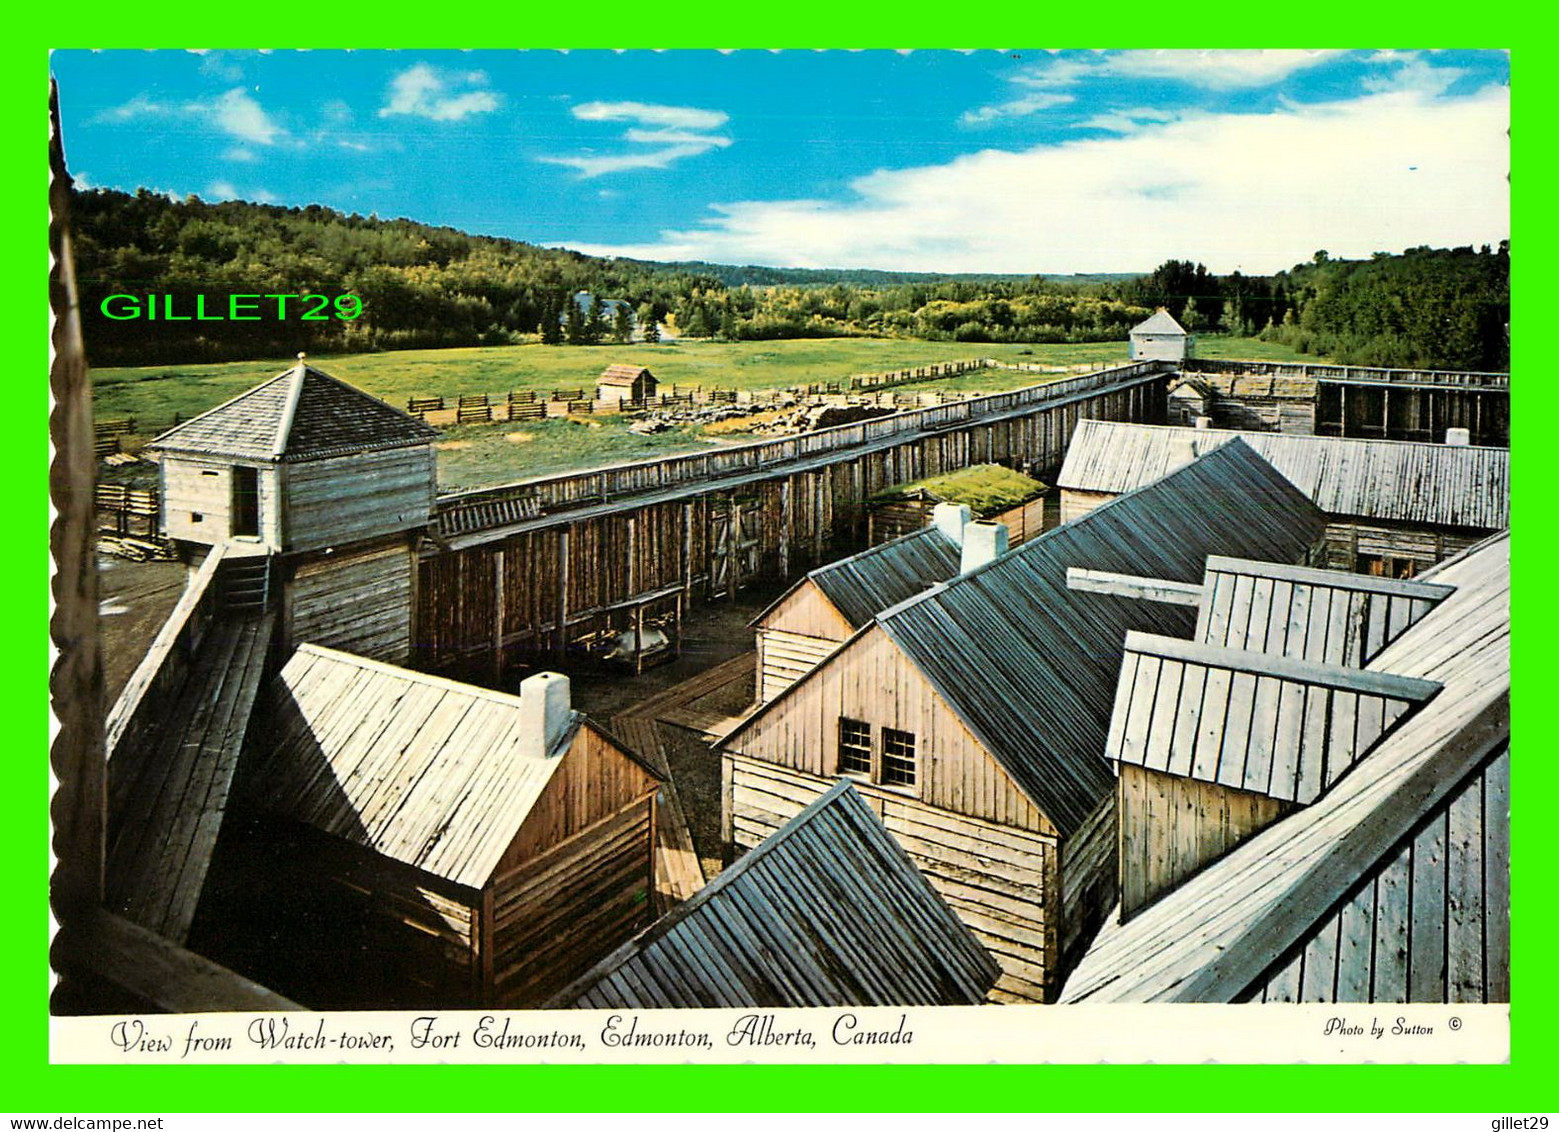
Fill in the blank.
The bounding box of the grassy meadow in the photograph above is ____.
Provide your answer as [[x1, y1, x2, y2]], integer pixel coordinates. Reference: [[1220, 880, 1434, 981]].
[[93, 335, 1329, 490]]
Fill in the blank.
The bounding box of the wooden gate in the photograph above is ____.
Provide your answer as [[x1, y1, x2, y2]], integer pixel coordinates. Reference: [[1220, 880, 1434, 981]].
[[708, 494, 763, 598]]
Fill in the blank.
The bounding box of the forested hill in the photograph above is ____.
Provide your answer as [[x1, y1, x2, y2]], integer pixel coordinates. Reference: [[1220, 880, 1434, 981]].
[[68, 187, 1508, 372], [623, 259, 1137, 289]]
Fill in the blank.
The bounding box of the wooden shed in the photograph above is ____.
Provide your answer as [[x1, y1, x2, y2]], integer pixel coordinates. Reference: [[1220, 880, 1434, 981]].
[[1058, 420, 1509, 577], [597, 364, 659, 404], [1128, 307, 1191, 362], [1062, 533, 1509, 1004], [144, 357, 440, 662], [721, 440, 1327, 1003], [207, 646, 662, 1009], [549, 781, 999, 1008]]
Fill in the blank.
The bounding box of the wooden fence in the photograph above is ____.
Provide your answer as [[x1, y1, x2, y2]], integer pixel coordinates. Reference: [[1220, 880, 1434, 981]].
[[1184, 357, 1509, 389]]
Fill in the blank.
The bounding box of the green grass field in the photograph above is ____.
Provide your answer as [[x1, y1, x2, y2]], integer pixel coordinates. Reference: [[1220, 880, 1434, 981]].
[[93, 335, 1330, 489]]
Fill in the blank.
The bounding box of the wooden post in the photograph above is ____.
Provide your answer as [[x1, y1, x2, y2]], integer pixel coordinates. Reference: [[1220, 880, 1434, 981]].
[[778, 478, 792, 579], [633, 605, 645, 677], [626, 514, 637, 597], [492, 548, 505, 684], [681, 502, 694, 599], [555, 526, 570, 660], [727, 494, 739, 601]]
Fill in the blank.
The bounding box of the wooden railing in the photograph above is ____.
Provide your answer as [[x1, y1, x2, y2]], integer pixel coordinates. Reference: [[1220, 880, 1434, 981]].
[[432, 360, 1166, 534], [1184, 357, 1509, 389], [104, 543, 225, 761]]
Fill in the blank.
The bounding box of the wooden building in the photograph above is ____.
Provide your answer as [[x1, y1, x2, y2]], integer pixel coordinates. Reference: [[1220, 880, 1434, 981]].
[[750, 508, 965, 704], [1062, 532, 1509, 1003], [145, 357, 439, 663], [597, 364, 659, 404], [1058, 420, 1509, 577], [1314, 369, 1509, 447], [721, 439, 1327, 1003], [1165, 377, 1213, 426], [549, 781, 999, 1008], [1129, 308, 1191, 363], [205, 646, 662, 1009]]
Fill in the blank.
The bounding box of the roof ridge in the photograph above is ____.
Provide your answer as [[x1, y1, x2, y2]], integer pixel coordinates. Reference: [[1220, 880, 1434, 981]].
[[145, 367, 295, 450]]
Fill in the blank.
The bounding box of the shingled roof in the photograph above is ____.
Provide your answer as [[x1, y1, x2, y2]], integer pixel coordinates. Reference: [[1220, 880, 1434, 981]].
[[146, 359, 438, 463], [598, 364, 655, 387], [1130, 308, 1188, 336], [547, 780, 1000, 1008]]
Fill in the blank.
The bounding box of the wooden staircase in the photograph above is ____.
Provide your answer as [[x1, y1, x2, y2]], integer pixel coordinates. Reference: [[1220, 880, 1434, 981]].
[[219, 555, 273, 613]]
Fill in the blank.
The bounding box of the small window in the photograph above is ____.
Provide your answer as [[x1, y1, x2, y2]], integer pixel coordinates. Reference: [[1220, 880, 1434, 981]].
[[201, 470, 219, 477], [837, 717, 872, 776], [881, 728, 917, 787], [191, 512, 203, 523]]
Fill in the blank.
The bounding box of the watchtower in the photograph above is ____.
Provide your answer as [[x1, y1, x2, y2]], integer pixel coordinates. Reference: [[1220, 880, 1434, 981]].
[[145, 354, 439, 662]]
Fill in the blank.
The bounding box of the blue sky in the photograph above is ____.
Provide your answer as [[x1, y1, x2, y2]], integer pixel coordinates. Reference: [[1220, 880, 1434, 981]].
[[51, 49, 1509, 275]]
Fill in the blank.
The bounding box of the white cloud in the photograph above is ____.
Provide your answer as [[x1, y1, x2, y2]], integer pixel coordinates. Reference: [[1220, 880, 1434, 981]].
[[1363, 50, 1468, 97], [94, 87, 284, 146], [561, 85, 1509, 275], [542, 100, 731, 179], [380, 63, 500, 121], [1075, 107, 1180, 134], [961, 91, 1073, 126], [573, 100, 728, 131], [223, 146, 258, 162], [205, 180, 237, 199], [203, 181, 276, 204], [1103, 49, 1345, 90], [196, 51, 244, 82]]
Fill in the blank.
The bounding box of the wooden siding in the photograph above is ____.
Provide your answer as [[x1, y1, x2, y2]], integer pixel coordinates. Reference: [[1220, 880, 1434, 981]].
[[1058, 795, 1117, 975], [726, 623, 1055, 835], [160, 456, 281, 548], [553, 781, 999, 1009], [1251, 744, 1509, 1003], [281, 445, 435, 553], [757, 627, 840, 704], [495, 722, 661, 876], [486, 795, 655, 1007], [286, 537, 415, 662], [757, 578, 855, 639], [727, 756, 1059, 1003], [1119, 764, 1292, 919], [1196, 557, 1452, 666]]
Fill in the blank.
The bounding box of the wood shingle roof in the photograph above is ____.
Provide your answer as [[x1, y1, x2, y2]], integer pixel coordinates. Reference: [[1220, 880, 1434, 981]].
[[146, 361, 438, 463]]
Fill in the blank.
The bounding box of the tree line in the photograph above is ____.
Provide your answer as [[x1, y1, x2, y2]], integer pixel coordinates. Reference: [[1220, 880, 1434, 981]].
[[68, 187, 1508, 372]]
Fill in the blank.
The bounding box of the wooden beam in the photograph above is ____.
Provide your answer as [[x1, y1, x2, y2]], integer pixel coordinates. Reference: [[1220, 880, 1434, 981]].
[[492, 548, 505, 684], [555, 526, 570, 660], [1203, 555, 1456, 601], [1066, 567, 1204, 607], [1122, 630, 1443, 701]]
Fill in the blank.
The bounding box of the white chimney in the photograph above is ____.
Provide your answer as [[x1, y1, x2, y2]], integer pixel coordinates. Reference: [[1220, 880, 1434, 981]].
[[960, 520, 1009, 574], [932, 502, 972, 546], [1193, 415, 1213, 430], [519, 671, 572, 759], [1446, 427, 1471, 447], [1171, 436, 1199, 467]]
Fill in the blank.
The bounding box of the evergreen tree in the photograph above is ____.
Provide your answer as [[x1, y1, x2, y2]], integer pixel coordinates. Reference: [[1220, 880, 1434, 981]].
[[642, 318, 661, 344], [539, 296, 564, 345], [564, 296, 586, 345], [585, 295, 607, 345], [613, 303, 633, 344]]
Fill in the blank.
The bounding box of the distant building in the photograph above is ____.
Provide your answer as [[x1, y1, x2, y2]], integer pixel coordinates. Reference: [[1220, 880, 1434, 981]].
[[1129, 307, 1192, 362], [596, 364, 659, 404]]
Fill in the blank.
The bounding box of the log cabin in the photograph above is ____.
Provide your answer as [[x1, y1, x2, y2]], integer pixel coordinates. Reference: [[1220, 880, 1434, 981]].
[[1061, 532, 1509, 1003], [199, 647, 662, 1009], [597, 364, 659, 404], [144, 356, 439, 663], [1058, 420, 1509, 577], [549, 780, 999, 1008], [721, 439, 1328, 1003]]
